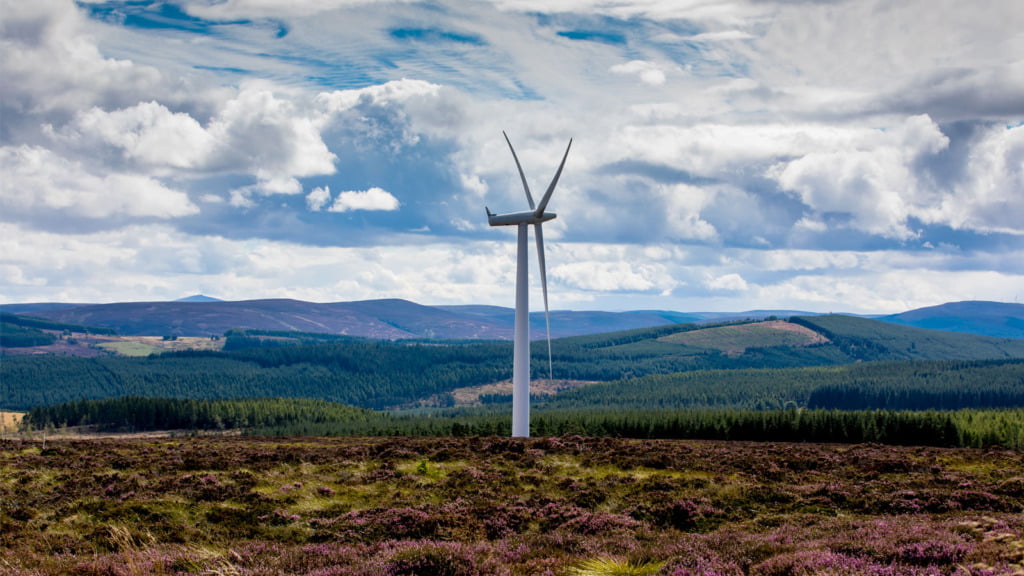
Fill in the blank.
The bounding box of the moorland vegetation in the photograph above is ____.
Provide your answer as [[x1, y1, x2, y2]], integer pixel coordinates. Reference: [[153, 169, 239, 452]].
[[2, 435, 1023, 575]]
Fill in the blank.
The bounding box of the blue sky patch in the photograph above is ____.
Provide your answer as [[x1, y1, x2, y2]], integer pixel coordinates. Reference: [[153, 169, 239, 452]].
[[389, 27, 486, 46], [556, 29, 627, 45], [79, 1, 248, 33]]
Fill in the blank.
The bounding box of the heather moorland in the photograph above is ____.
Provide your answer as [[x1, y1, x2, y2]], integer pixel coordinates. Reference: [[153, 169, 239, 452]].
[[2, 435, 1023, 575]]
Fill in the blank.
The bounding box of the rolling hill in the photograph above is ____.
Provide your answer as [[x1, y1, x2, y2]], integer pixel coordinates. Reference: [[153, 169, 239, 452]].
[[0, 298, 702, 339], [4, 312, 1024, 412], [0, 299, 506, 339], [1, 297, 1020, 346], [879, 300, 1024, 339], [798, 313, 1024, 360]]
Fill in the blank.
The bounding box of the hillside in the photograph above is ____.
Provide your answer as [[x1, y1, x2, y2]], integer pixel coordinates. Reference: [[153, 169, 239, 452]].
[[794, 314, 1024, 360], [880, 300, 1024, 339], [437, 305, 690, 336], [4, 297, 1019, 342], [5, 314, 1024, 412], [1, 299, 500, 339], [657, 320, 827, 355], [0, 299, 686, 340]]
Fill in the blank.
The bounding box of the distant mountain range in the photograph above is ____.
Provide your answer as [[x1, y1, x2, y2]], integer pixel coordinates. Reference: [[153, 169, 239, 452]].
[[1, 297, 1021, 340], [879, 301, 1024, 339]]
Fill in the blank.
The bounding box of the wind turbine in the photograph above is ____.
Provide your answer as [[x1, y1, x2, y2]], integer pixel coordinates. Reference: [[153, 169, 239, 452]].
[[486, 131, 572, 438]]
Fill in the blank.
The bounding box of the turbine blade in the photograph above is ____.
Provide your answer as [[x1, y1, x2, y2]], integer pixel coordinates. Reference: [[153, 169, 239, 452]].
[[535, 223, 553, 382], [504, 131, 535, 210], [535, 138, 572, 217]]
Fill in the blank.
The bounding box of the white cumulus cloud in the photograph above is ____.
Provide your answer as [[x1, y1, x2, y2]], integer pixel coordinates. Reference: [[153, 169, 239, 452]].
[[768, 115, 950, 240], [610, 60, 668, 86], [704, 273, 749, 292], [0, 145, 198, 220], [50, 101, 214, 170], [328, 187, 401, 213], [0, 0, 165, 122], [306, 186, 332, 211], [943, 123, 1024, 235]]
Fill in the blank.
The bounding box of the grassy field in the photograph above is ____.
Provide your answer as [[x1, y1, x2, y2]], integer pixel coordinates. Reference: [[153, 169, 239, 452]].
[[658, 321, 827, 355], [0, 411, 22, 435], [98, 336, 225, 356], [2, 435, 1022, 575], [3, 334, 225, 358], [95, 340, 164, 356]]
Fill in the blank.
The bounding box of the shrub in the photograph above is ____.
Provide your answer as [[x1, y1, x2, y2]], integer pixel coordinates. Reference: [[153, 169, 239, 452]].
[[385, 541, 480, 576]]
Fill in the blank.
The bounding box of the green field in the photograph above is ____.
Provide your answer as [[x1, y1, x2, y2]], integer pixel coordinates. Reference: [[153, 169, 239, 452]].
[[96, 340, 162, 356]]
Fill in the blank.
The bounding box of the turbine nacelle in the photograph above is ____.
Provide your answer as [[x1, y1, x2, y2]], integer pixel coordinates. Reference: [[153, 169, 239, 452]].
[[486, 208, 557, 227]]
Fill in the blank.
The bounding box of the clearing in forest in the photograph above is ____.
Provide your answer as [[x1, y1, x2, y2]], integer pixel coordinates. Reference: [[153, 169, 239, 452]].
[[658, 320, 828, 356], [0, 411, 24, 434]]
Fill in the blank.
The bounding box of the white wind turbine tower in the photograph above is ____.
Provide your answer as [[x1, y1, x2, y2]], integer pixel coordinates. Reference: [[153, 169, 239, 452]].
[[486, 131, 572, 438]]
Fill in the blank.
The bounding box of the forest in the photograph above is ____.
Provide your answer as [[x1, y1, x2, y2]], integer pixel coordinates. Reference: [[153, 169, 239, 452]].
[[7, 314, 1024, 450], [5, 315, 1024, 411], [20, 394, 1024, 449]]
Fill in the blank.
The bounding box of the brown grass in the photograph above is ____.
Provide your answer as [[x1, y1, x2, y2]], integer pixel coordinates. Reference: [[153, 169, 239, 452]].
[[0, 411, 24, 434], [659, 320, 829, 355], [405, 379, 594, 408]]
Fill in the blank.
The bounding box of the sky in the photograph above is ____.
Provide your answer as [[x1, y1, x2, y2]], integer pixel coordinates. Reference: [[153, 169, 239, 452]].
[[1, 0, 1022, 314]]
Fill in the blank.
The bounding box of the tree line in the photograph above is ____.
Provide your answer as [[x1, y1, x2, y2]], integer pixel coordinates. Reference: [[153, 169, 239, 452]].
[[23, 395, 1024, 449], [3, 338, 1024, 413], [539, 359, 1024, 412], [24, 396, 379, 432]]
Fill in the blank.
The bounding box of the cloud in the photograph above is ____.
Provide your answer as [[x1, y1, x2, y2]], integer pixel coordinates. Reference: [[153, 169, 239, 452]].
[[316, 78, 442, 113], [0, 145, 198, 222], [754, 268, 1024, 315], [1, 0, 1021, 315], [306, 186, 331, 211], [49, 101, 214, 170], [942, 123, 1024, 235], [0, 222, 519, 305], [178, 0, 418, 20], [687, 30, 754, 42], [549, 243, 679, 293], [306, 185, 402, 214], [0, 0, 167, 137], [768, 115, 952, 240], [328, 187, 401, 212], [659, 183, 718, 241], [552, 261, 670, 292], [610, 60, 668, 85], [49, 84, 340, 207], [704, 273, 748, 292], [208, 86, 338, 181], [749, 0, 1024, 120]]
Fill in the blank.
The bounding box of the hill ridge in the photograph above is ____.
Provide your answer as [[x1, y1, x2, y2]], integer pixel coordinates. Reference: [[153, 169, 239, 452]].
[[1, 298, 1020, 340], [880, 300, 1024, 339]]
